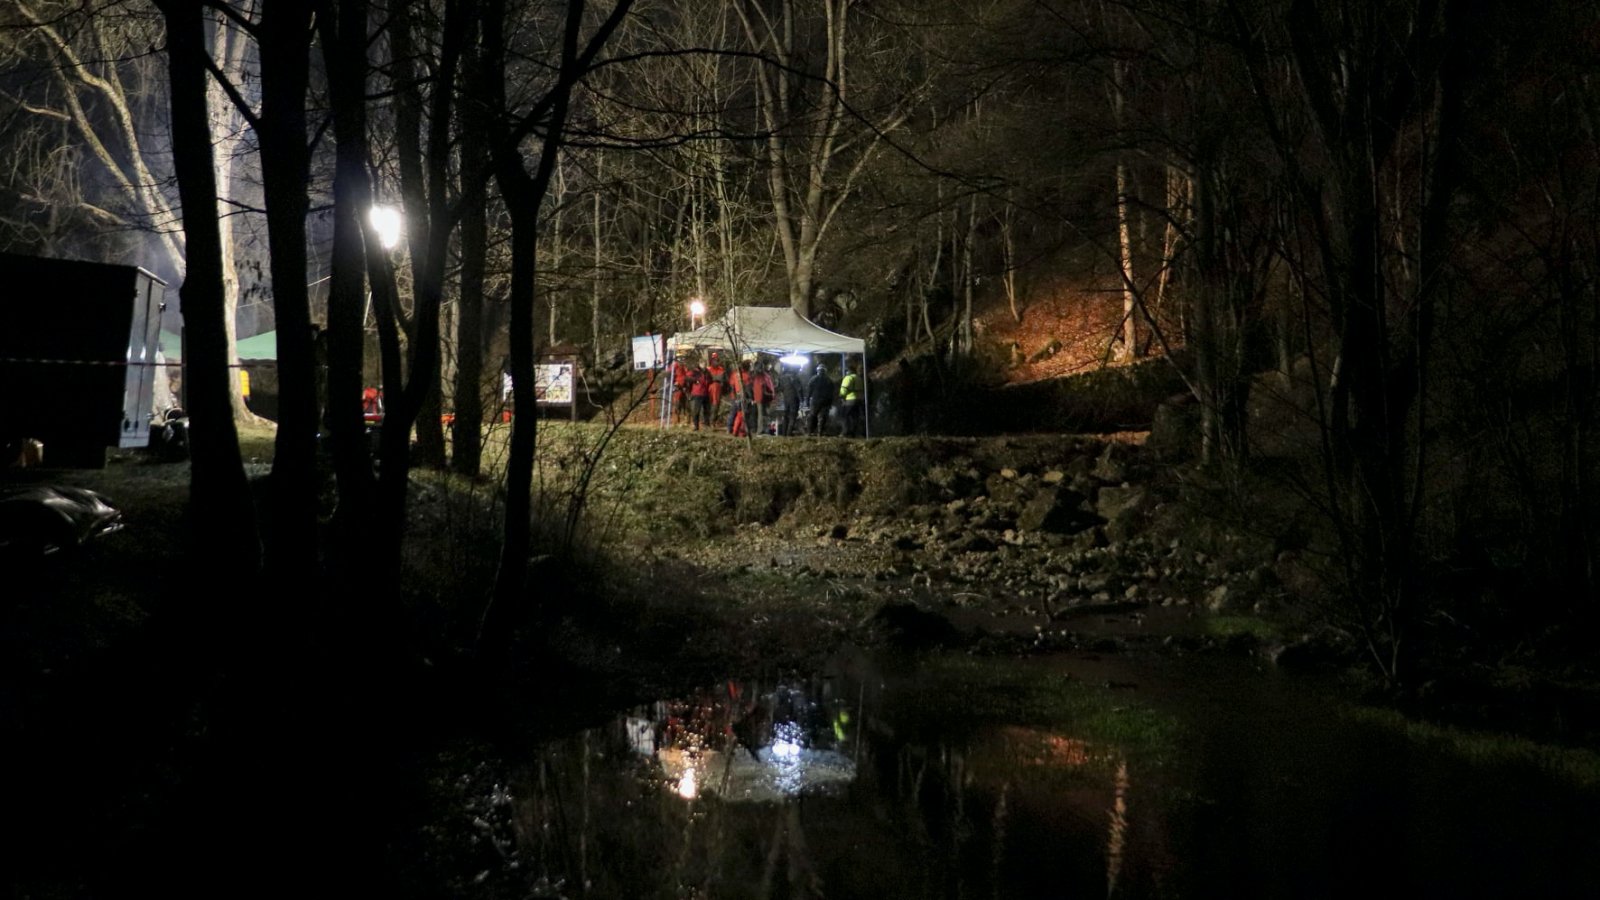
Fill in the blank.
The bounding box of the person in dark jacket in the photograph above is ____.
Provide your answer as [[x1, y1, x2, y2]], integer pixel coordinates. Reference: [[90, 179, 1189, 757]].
[[805, 364, 836, 436], [777, 367, 802, 435]]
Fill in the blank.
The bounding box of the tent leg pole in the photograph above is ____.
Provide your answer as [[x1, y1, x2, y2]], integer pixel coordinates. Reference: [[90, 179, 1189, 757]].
[[862, 352, 871, 438], [660, 350, 675, 428], [661, 360, 670, 428]]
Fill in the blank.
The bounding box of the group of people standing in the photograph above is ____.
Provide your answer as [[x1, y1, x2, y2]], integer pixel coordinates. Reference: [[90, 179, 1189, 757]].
[[669, 354, 865, 437], [801, 359, 865, 437]]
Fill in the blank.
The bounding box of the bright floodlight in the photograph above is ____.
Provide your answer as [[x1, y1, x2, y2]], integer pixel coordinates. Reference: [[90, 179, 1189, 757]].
[[369, 205, 403, 250], [688, 299, 706, 318], [779, 353, 808, 367]]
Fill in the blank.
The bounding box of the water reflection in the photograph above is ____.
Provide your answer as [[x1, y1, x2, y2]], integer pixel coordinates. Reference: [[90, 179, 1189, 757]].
[[634, 678, 860, 803], [1107, 756, 1129, 897], [432, 655, 1600, 899], [466, 662, 1147, 899]]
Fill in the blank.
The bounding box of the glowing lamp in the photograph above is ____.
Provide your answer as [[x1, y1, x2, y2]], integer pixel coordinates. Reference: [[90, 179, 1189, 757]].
[[368, 205, 403, 250]]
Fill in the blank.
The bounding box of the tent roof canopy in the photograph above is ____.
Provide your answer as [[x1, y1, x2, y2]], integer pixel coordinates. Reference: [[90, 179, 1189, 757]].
[[159, 329, 278, 362], [673, 306, 864, 356]]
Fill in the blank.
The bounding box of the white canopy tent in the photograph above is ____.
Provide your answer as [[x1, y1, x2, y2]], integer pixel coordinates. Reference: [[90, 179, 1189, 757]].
[[672, 305, 865, 356], [667, 306, 870, 436]]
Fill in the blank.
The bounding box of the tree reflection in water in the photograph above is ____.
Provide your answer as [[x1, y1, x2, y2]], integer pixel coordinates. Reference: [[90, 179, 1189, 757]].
[[480, 666, 1143, 899]]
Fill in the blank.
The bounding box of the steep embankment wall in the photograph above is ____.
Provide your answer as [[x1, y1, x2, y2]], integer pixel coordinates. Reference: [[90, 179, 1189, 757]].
[[534, 428, 1139, 540], [531, 425, 1308, 624]]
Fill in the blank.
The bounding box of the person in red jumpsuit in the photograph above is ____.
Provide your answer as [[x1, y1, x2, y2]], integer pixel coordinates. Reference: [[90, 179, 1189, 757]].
[[688, 365, 711, 430], [707, 354, 727, 421], [750, 363, 775, 435]]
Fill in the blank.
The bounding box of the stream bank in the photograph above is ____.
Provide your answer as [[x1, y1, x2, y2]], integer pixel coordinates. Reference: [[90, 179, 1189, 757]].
[[7, 428, 1600, 897], [529, 423, 1600, 749]]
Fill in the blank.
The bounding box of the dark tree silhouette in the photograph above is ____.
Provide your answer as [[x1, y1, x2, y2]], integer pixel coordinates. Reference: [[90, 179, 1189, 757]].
[[480, 0, 635, 655], [153, 0, 259, 579]]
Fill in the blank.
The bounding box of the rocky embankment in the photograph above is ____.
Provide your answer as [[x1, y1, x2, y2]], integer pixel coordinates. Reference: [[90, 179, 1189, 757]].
[[546, 427, 1346, 665]]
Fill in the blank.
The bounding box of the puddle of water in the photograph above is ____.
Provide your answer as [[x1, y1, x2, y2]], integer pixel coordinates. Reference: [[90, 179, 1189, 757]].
[[627, 681, 859, 804], [435, 651, 1600, 899]]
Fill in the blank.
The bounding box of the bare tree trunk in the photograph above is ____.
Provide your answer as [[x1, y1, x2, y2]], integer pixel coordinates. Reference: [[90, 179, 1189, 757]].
[[413, 353, 449, 467], [206, 11, 256, 425], [592, 152, 604, 349], [921, 217, 942, 346], [14, 1, 186, 273], [735, 0, 915, 316], [480, 0, 635, 658], [156, 0, 258, 577], [1191, 164, 1221, 464], [391, 0, 452, 469], [1261, 0, 1462, 687], [356, 0, 470, 574], [1111, 60, 1139, 360], [257, 0, 319, 582], [319, 0, 378, 582], [452, 17, 493, 477], [960, 194, 976, 354], [711, 126, 744, 306], [484, 174, 541, 655], [549, 160, 567, 345], [451, 186, 489, 476], [947, 202, 960, 359], [1000, 198, 1021, 324], [1278, 266, 1298, 376], [904, 258, 917, 347], [1153, 160, 1189, 332]]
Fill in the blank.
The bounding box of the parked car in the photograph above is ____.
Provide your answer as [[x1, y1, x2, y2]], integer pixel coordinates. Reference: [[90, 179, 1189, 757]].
[[0, 485, 124, 557]]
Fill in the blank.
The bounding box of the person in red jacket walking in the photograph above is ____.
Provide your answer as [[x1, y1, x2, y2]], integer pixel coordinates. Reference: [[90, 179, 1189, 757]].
[[687, 364, 711, 430], [750, 363, 775, 435]]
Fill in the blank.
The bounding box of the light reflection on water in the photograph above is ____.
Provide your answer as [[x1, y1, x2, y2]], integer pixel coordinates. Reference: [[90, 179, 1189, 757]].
[[642, 679, 860, 804], [470, 662, 1141, 900], [657, 742, 856, 803], [442, 654, 1600, 900]]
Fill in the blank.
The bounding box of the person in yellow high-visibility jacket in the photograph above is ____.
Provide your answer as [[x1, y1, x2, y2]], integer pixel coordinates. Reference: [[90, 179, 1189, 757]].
[[837, 360, 864, 438]]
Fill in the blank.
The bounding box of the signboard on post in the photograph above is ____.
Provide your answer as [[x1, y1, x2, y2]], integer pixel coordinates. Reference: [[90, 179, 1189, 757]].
[[534, 363, 574, 405], [631, 333, 666, 370]]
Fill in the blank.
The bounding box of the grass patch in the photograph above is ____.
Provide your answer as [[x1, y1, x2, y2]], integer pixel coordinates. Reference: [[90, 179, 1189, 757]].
[[238, 419, 278, 462], [1343, 704, 1600, 790], [889, 654, 1181, 765], [1202, 615, 1279, 640]]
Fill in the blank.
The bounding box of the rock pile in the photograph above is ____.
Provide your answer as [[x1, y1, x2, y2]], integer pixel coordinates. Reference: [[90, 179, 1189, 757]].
[[823, 441, 1291, 622], [562, 427, 1340, 665]]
